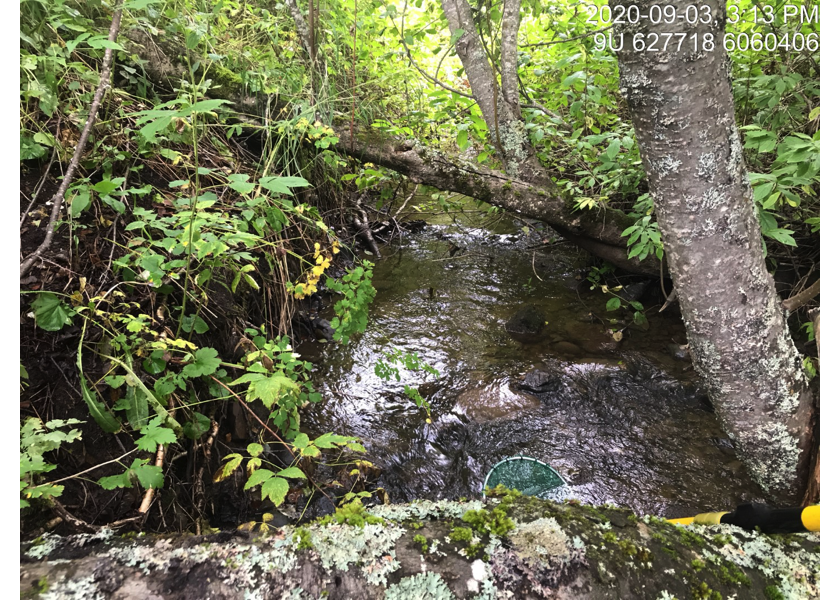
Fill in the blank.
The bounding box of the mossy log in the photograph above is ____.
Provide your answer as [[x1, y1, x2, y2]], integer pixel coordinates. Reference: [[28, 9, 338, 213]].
[[20, 493, 819, 599]]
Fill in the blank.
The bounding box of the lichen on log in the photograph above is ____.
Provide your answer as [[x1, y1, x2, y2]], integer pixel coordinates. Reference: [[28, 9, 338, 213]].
[[20, 492, 819, 599]]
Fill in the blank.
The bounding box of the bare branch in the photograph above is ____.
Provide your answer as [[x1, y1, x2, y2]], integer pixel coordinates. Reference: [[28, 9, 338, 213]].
[[20, 3, 123, 278]]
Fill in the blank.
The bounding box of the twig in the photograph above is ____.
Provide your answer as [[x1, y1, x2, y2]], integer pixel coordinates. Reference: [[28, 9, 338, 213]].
[[531, 251, 543, 281], [20, 2, 123, 278], [393, 1, 474, 100], [49, 498, 98, 533], [43, 448, 138, 486], [782, 279, 820, 312], [521, 25, 613, 47]]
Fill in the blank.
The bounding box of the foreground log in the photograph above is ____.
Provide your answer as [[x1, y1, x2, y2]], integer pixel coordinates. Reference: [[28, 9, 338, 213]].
[[20, 492, 819, 599]]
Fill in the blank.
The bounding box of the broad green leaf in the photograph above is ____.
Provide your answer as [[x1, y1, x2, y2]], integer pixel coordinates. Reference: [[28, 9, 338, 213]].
[[182, 347, 221, 378], [244, 469, 274, 490], [292, 433, 310, 450], [606, 297, 622, 312], [605, 139, 621, 161], [249, 372, 299, 408], [70, 190, 91, 217], [31, 293, 74, 331], [183, 413, 211, 440], [214, 454, 243, 482], [80, 377, 121, 433], [132, 460, 164, 489], [261, 476, 290, 506], [278, 466, 306, 479], [247, 443, 264, 457], [98, 471, 132, 490], [312, 432, 352, 449], [181, 314, 209, 334], [456, 129, 470, 151], [136, 417, 177, 451], [124, 384, 148, 431]]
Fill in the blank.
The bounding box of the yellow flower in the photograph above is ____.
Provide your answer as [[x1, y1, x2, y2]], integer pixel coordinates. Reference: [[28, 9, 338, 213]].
[[316, 255, 324, 265], [314, 242, 321, 259], [332, 241, 341, 254]]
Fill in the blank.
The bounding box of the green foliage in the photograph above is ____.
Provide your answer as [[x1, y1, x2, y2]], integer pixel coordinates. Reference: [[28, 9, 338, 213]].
[[30, 293, 75, 332], [318, 498, 384, 527], [327, 262, 377, 344], [20, 418, 83, 508], [413, 533, 429, 552], [98, 458, 164, 490]]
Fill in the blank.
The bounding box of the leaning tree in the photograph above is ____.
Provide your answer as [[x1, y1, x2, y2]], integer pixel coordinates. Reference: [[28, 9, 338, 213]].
[[605, 0, 814, 503]]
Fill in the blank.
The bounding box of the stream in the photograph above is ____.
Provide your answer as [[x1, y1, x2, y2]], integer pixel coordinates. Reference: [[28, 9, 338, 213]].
[[300, 208, 763, 518]]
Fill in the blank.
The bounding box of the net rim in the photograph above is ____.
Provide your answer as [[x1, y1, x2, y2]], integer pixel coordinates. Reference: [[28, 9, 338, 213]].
[[482, 455, 567, 499]]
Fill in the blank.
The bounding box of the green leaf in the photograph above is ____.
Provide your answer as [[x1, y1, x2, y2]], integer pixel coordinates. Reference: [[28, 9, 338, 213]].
[[312, 432, 353, 449], [456, 129, 470, 151], [182, 347, 221, 378], [765, 228, 797, 247], [88, 38, 124, 51], [31, 293, 74, 331], [292, 433, 310, 450], [136, 417, 177, 451], [228, 174, 255, 195], [97, 471, 131, 490], [261, 476, 290, 506], [80, 377, 121, 433], [124, 384, 149, 431], [132, 461, 164, 489], [259, 176, 310, 196], [247, 443, 264, 457], [561, 71, 585, 89], [93, 179, 121, 195], [249, 372, 299, 409], [214, 454, 243, 482], [181, 314, 209, 334], [183, 413, 211, 439], [70, 190, 91, 217], [244, 469, 274, 490], [606, 297, 622, 311], [277, 466, 306, 479], [605, 139, 621, 160]]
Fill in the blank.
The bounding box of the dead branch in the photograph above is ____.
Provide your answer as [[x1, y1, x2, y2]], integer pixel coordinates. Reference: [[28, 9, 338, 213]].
[[20, 2, 123, 278]]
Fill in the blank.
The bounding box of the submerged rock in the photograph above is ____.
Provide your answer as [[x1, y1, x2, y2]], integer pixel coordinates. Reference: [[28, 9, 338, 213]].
[[505, 305, 548, 343]]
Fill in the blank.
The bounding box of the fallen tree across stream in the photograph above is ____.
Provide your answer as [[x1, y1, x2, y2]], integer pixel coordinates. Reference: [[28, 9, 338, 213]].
[[121, 28, 661, 277], [20, 492, 819, 599]]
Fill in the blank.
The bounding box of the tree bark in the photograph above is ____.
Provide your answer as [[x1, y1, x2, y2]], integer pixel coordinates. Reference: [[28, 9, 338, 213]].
[[439, 0, 549, 186], [20, 495, 819, 599], [609, 0, 814, 503]]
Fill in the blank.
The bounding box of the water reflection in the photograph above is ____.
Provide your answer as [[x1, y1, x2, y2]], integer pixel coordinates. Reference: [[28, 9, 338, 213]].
[[302, 213, 762, 516]]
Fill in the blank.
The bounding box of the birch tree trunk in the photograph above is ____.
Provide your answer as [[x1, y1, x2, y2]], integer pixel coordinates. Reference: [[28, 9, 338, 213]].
[[608, 0, 814, 503], [439, 0, 549, 185]]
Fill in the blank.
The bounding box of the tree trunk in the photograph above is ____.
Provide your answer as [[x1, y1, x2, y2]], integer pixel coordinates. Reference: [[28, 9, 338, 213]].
[[609, 0, 814, 503], [439, 0, 549, 185], [20, 495, 819, 599]]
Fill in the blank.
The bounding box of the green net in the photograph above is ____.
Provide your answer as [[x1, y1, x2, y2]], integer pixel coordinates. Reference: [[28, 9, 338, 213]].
[[483, 456, 567, 499]]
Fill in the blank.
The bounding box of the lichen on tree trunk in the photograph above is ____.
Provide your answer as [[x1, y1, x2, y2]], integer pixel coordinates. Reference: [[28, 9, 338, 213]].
[[20, 493, 819, 599], [608, 0, 814, 504]]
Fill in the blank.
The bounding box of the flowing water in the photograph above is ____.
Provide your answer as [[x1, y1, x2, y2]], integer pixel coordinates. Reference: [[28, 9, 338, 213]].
[[300, 209, 762, 518]]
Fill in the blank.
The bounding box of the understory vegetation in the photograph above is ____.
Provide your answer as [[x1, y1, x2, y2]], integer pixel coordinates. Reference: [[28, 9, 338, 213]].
[[20, 0, 818, 534]]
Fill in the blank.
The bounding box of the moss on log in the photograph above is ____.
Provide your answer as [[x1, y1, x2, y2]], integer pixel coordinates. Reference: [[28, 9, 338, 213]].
[[20, 491, 818, 599]]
